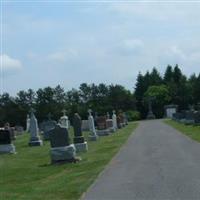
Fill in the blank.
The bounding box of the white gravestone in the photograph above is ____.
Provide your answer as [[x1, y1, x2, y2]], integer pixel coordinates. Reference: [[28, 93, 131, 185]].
[[26, 114, 30, 132], [88, 109, 98, 141], [59, 109, 69, 129], [112, 110, 118, 131]]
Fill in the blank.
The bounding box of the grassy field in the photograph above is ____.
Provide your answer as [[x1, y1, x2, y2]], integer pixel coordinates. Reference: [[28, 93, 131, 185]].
[[0, 122, 137, 200], [165, 119, 200, 142]]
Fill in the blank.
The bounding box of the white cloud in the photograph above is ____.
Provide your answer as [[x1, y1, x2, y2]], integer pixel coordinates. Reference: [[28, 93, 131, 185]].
[[114, 38, 144, 56], [109, 3, 200, 23], [1, 54, 22, 71], [123, 39, 144, 50], [47, 49, 78, 62]]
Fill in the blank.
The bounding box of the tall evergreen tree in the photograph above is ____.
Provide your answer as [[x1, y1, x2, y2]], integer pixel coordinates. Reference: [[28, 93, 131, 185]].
[[164, 65, 173, 83]]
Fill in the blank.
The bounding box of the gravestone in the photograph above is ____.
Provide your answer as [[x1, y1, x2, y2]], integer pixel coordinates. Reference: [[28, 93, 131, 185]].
[[112, 110, 118, 131], [29, 109, 43, 146], [82, 120, 89, 131], [88, 109, 98, 141], [0, 129, 16, 154], [73, 113, 88, 152], [106, 119, 115, 133], [184, 111, 195, 125], [96, 116, 110, 136], [123, 112, 128, 125], [146, 97, 156, 119], [41, 120, 57, 141], [59, 109, 69, 130], [15, 126, 24, 135], [106, 112, 110, 119], [178, 111, 186, 123], [94, 112, 98, 127], [4, 123, 16, 140], [49, 124, 76, 163], [194, 111, 200, 125], [96, 116, 107, 130], [117, 112, 125, 128], [26, 114, 30, 132], [173, 112, 185, 122], [40, 114, 57, 140]]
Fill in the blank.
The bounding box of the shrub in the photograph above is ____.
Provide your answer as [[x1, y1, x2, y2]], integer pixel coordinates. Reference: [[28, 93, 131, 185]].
[[126, 110, 141, 121]]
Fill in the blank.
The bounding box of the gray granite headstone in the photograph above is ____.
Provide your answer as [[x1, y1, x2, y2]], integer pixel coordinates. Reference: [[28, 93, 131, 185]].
[[29, 110, 43, 146], [194, 111, 200, 125], [73, 113, 88, 152], [0, 129, 16, 154], [49, 124, 76, 163], [40, 120, 57, 140], [81, 120, 89, 131]]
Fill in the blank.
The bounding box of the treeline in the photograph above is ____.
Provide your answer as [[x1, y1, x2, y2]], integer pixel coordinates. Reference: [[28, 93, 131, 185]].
[[0, 84, 135, 127], [0, 64, 200, 127], [135, 65, 200, 118]]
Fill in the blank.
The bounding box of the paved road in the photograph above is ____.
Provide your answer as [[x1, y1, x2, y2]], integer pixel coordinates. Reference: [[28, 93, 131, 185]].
[[82, 120, 200, 200]]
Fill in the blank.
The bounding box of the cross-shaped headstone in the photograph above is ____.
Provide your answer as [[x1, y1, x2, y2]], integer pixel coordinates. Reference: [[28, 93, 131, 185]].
[[62, 109, 67, 116], [88, 109, 92, 116], [30, 108, 36, 115], [47, 113, 53, 120]]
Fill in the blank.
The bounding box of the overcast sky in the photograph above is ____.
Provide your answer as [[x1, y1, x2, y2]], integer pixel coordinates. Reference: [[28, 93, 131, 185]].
[[1, 1, 200, 95]]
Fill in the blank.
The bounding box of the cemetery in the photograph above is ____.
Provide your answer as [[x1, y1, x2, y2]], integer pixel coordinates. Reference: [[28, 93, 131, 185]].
[[0, 106, 137, 199], [0, 65, 200, 199], [1, 0, 200, 197]]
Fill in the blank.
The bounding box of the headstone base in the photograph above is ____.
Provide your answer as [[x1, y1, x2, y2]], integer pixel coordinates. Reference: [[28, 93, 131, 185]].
[[0, 144, 16, 154], [184, 120, 195, 125], [51, 144, 76, 163], [108, 127, 116, 133], [89, 135, 98, 141], [29, 139, 43, 146], [147, 112, 156, 119], [97, 129, 111, 136], [121, 123, 126, 127], [75, 142, 88, 153]]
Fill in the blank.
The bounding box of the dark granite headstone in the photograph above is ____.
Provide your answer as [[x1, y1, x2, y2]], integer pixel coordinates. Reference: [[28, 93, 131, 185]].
[[48, 124, 77, 163], [106, 119, 113, 129], [185, 110, 195, 125], [73, 113, 85, 144], [49, 124, 70, 148], [0, 130, 11, 145], [4, 123, 16, 140], [194, 111, 200, 125], [173, 112, 185, 122], [117, 115, 122, 128], [0, 129, 16, 154], [96, 116, 107, 130]]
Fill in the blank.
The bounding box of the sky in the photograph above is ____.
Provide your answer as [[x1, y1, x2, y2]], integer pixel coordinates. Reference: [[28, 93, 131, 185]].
[[1, 0, 200, 96]]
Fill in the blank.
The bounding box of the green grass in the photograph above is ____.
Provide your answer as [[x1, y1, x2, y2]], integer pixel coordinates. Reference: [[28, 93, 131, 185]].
[[0, 122, 138, 200], [164, 119, 200, 142]]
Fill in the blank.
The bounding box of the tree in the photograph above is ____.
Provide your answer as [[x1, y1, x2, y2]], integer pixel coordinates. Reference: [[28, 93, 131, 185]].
[[164, 65, 173, 83], [144, 85, 171, 118], [149, 67, 162, 85]]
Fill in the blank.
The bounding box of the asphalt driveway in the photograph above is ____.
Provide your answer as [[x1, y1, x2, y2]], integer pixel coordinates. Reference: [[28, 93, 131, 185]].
[[82, 120, 200, 200]]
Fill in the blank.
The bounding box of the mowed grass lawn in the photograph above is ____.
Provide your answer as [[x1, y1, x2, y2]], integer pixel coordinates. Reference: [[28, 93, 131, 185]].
[[165, 119, 200, 142], [0, 122, 138, 200]]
